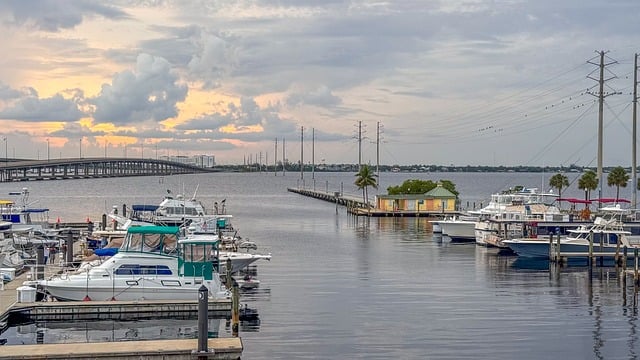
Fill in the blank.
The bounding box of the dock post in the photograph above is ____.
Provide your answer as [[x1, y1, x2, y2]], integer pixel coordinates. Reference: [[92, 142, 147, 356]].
[[225, 258, 233, 290], [615, 235, 622, 266], [232, 283, 240, 337], [36, 245, 44, 280], [196, 285, 210, 358], [624, 246, 628, 271], [66, 230, 74, 265], [599, 231, 604, 267], [588, 230, 594, 268], [556, 232, 561, 264], [635, 247, 640, 286], [548, 234, 554, 262]]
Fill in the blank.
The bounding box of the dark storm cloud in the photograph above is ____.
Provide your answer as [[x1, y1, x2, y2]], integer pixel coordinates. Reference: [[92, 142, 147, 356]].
[[0, 88, 84, 122], [0, 0, 129, 32]]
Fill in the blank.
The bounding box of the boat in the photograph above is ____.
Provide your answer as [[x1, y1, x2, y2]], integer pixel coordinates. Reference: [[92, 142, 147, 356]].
[[129, 187, 226, 226], [184, 228, 271, 274], [74, 216, 271, 275], [474, 202, 567, 248], [437, 214, 479, 242], [429, 220, 442, 234], [504, 206, 639, 259], [432, 187, 559, 245], [24, 226, 230, 301]]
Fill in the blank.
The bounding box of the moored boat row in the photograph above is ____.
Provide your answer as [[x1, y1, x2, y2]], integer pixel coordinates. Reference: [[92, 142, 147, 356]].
[[431, 186, 640, 262]]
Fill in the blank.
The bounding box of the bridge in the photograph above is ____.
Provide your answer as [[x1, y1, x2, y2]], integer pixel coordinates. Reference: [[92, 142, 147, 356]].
[[0, 158, 216, 182]]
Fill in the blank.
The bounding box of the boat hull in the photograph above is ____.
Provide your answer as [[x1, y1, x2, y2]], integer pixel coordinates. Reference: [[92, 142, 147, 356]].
[[439, 220, 476, 242], [37, 276, 225, 301]]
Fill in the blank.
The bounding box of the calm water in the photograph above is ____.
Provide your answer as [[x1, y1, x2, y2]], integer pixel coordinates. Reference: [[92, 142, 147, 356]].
[[2, 171, 639, 359]]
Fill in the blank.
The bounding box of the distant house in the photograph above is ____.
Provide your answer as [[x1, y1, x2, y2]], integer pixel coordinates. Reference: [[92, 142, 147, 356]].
[[375, 184, 457, 212]]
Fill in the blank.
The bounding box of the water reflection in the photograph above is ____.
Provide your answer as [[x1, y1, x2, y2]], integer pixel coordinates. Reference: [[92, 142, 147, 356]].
[[3, 318, 224, 345]]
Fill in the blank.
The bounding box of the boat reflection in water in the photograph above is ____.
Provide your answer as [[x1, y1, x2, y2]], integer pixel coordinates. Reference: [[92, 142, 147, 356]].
[[4, 317, 224, 345]]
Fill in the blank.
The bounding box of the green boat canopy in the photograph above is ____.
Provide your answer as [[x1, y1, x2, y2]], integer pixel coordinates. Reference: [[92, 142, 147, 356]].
[[126, 226, 180, 234]]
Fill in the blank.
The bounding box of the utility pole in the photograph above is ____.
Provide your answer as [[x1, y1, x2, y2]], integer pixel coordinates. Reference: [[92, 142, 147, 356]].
[[79, 138, 82, 159], [274, 138, 278, 176], [46, 138, 49, 162], [376, 122, 381, 178], [587, 50, 618, 205], [312, 127, 315, 180], [282, 138, 286, 176], [633, 53, 638, 209], [300, 126, 304, 180], [358, 121, 362, 171]]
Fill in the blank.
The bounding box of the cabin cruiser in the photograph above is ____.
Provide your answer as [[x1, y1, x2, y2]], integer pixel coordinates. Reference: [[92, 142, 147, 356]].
[[24, 226, 230, 301], [504, 206, 640, 259], [128, 188, 227, 227]]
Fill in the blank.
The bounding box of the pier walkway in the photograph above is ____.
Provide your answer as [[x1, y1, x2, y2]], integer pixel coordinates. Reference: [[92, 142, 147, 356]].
[[287, 187, 459, 217]]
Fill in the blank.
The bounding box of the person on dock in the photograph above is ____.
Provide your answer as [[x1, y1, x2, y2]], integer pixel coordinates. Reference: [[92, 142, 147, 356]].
[[43, 245, 50, 264], [49, 246, 56, 264]]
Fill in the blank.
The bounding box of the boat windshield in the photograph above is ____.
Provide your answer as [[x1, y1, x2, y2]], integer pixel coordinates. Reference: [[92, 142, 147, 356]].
[[121, 226, 180, 255]]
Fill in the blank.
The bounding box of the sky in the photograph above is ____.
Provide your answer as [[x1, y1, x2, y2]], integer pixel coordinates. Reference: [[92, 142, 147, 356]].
[[0, 0, 639, 167]]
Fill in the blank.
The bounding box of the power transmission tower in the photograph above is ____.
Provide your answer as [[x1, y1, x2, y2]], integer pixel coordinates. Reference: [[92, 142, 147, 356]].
[[587, 50, 619, 203]]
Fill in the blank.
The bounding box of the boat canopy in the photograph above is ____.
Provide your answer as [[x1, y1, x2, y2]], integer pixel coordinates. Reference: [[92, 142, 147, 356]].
[[121, 226, 180, 254], [592, 198, 631, 203], [557, 198, 592, 204], [127, 225, 179, 234], [21, 208, 49, 213], [132, 204, 160, 212]]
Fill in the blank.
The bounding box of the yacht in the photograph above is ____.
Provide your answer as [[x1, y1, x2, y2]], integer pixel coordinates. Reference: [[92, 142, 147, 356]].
[[25, 226, 230, 301]]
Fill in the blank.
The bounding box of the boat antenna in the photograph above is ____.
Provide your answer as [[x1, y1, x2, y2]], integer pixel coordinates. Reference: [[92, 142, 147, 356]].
[[191, 184, 199, 201]]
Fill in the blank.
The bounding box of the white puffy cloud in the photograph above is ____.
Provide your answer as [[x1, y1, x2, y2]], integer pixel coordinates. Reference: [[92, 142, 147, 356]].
[[90, 54, 188, 125]]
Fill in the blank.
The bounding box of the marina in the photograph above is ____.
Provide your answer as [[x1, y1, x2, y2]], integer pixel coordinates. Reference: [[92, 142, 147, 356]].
[[3, 172, 640, 359]]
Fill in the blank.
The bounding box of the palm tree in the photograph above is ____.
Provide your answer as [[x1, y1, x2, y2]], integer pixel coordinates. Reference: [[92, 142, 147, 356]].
[[355, 165, 378, 209], [607, 166, 629, 202], [578, 170, 598, 206], [549, 173, 569, 199]]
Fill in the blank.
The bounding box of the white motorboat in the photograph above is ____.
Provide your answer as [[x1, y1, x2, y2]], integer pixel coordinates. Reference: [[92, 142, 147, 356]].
[[25, 226, 230, 301], [438, 214, 479, 242], [504, 206, 639, 259], [474, 202, 565, 247], [129, 187, 228, 227]]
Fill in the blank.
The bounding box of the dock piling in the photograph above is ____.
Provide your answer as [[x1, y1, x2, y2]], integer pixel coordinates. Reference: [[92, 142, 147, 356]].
[[196, 285, 209, 357], [36, 246, 44, 280], [588, 230, 594, 268], [66, 230, 74, 265], [232, 284, 239, 337], [548, 234, 554, 262], [635, 248, 640, 285]]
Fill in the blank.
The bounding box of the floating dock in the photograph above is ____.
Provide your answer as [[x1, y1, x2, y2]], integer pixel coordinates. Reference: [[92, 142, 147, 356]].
[[0, 266, 241, 359]]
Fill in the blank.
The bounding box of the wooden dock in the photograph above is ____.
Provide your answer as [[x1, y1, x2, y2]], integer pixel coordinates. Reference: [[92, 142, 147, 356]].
[[0, 266, 241, 358], [0, 338, 242, 359]]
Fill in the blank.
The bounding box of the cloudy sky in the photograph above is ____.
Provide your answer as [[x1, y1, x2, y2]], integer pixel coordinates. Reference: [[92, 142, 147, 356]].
[[0, 0, 639, 166]]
